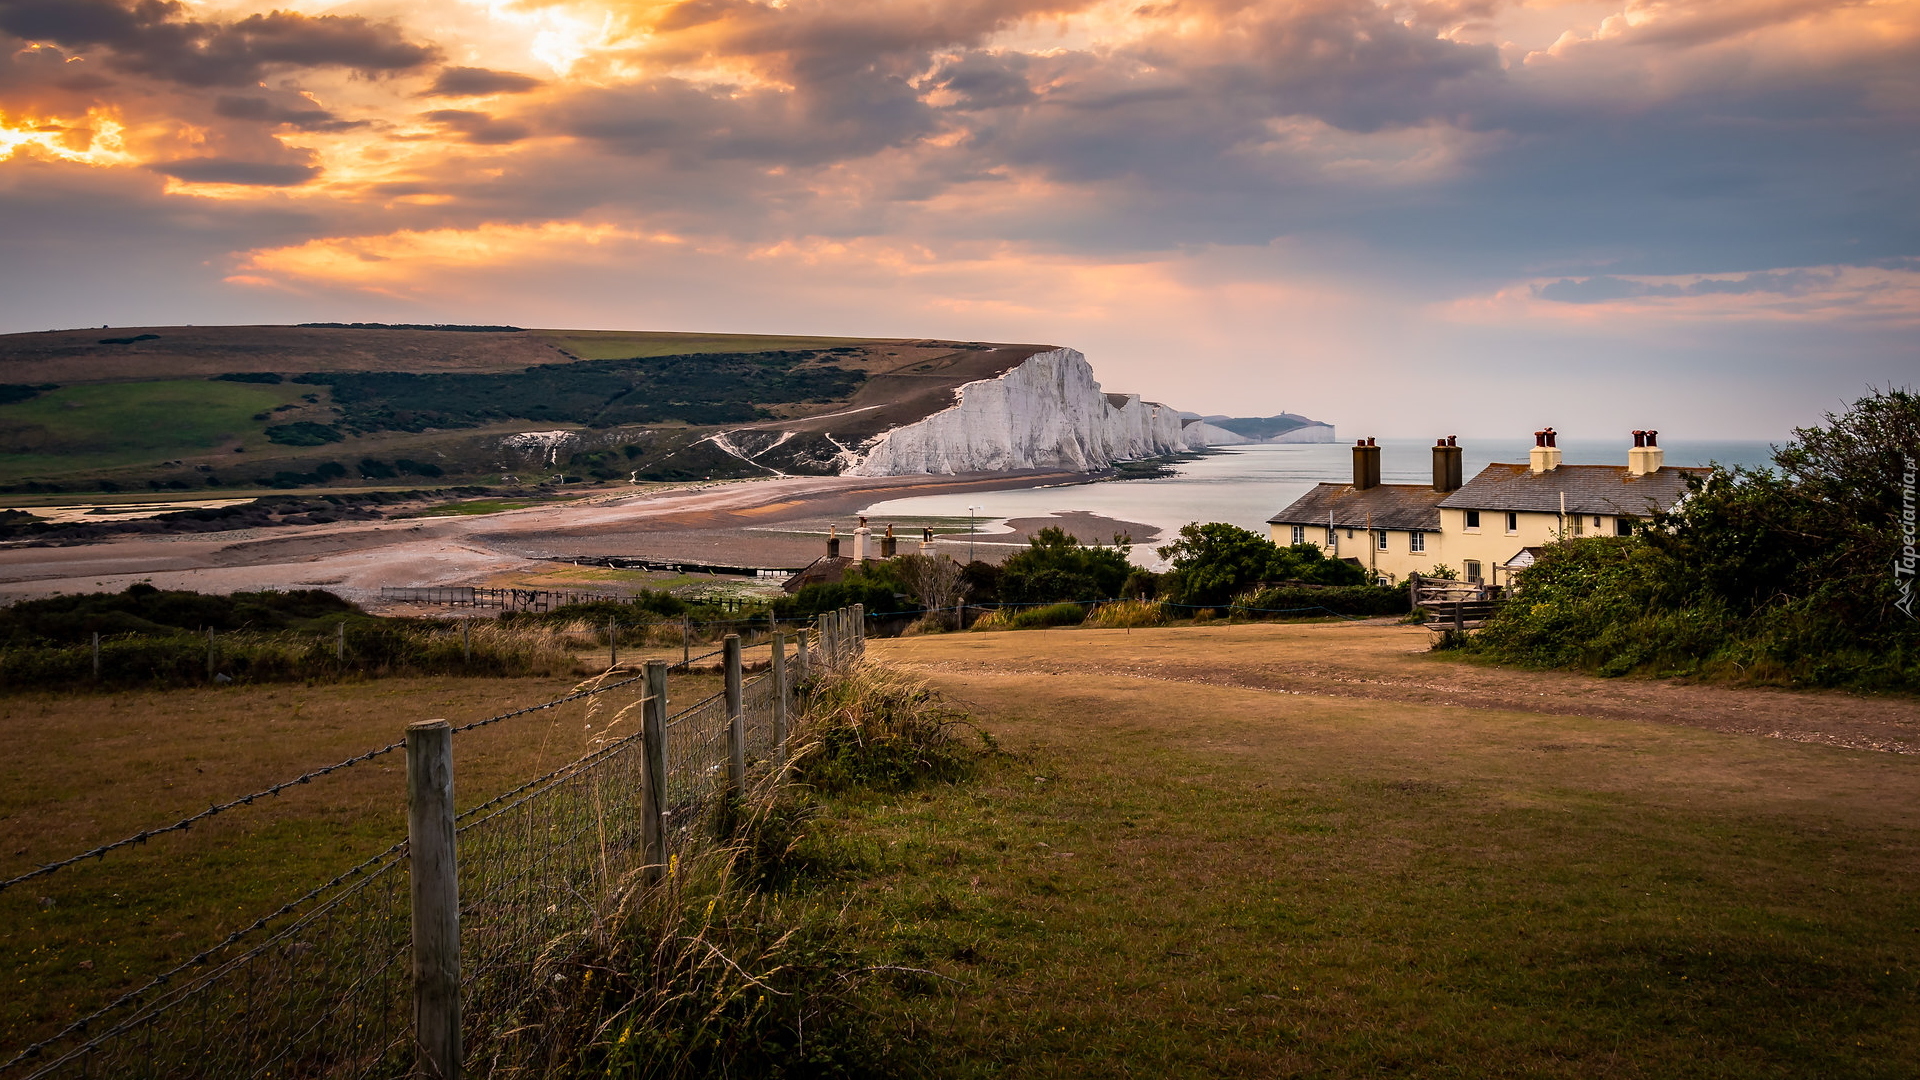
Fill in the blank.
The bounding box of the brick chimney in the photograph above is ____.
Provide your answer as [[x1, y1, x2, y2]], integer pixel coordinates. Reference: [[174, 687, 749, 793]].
[[1352, 437, 1381, 490], [1431, 435, 1463, 493], [1529, 428, 1561, 474], [827, 522, 840, 559], [1628, 429, 1664, 476]]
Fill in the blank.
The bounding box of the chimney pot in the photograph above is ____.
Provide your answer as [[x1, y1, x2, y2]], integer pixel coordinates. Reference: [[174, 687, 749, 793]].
[[1646, 430, 1658, 447], [1352, 439, 1382, 490]]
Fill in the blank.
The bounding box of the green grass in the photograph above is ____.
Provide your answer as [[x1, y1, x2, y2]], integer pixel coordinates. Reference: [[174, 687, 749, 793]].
[[535, 330, 890, 360], [0, 379, 311, 478]]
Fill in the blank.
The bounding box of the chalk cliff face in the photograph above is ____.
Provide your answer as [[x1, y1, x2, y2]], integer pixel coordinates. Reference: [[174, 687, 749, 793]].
[[846, 348, 1189, 476]]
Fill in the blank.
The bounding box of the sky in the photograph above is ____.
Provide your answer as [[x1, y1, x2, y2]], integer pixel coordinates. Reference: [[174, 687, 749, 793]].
[[0, 0, 1913, 440]]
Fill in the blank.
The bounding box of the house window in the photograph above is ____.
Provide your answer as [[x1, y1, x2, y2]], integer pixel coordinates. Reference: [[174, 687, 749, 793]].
[[1505, 512, 1518, 534], [1592, 515, 1602, 528], [1326, 527, 1337, 545], [1615, 517, 1634, 537], [1569, 513, 1583, 535], [1410, 531, 1426, 553], [1465, 510, 1481, 530], [1291, 525, 1305, 545], [1376, 530, 1389, 551], [1463, 559, 1483, 583]]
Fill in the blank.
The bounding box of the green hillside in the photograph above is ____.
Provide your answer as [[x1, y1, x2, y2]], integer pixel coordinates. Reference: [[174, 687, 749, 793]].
[[0, 325, 1044, 498]]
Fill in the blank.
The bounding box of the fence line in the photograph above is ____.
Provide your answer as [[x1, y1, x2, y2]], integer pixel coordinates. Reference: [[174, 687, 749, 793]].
[[4, 606, 868, 1080]]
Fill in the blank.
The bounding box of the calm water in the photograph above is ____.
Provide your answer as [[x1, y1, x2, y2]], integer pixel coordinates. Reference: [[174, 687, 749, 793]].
[[860, 439, 1776, 558]]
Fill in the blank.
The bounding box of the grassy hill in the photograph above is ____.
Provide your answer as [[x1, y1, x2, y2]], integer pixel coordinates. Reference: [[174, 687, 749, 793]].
[[0, 325, 1047, 497]]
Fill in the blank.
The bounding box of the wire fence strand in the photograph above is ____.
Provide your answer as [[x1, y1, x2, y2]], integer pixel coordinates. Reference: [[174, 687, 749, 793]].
[[5, 614, 862, 1080]]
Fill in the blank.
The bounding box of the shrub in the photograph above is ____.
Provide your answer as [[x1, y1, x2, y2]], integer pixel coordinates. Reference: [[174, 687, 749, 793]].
[[264, 421, 344, 446], [1085, 599, 1166, 628], [1238, 583, 1410, 618], [998, 527, 1131, 604], [1157, 522, 1364, 606]]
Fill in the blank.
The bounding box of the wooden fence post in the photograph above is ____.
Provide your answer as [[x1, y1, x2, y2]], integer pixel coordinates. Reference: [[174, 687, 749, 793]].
[[724, 635, 745, 803], [91, 631, 100, 680], [1453, 600, 1466, 635], [336, 622, 346, 662], [795, 625, 809, 682], [641, 661, 668, 883], [406, 719, 461, 1080], [205, 627, 215, 681], [771, 632, 788, 768], [461, 621, 471, 664], [608, 618, 617, 670], [1408, 573, 1421, 617], [852, 604, 865, 653], [682, 618, 690, 664]]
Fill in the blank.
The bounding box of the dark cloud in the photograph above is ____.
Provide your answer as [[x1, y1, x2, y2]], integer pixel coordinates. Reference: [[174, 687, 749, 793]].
[[147, 157, 321, 186], [214, 95, 368, 133], [0, 0, 438, 87], [423, 109, 533, 145], [423, 66, 544, 97]]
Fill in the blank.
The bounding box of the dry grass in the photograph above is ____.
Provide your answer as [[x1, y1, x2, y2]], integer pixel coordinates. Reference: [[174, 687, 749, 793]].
[[1083, 599, 1166, 629], [0, 669, 723, 1045], [810, 626, 1920, 1077]]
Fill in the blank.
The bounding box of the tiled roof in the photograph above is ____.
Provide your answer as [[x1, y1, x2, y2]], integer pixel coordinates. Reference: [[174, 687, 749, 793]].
[[1266, 483, 1447, 531], [1438, 463, 1707, 516]]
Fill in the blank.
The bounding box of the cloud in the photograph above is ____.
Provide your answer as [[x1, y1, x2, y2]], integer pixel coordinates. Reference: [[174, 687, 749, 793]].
[[1446, 265, 1920, 325], [148, 156, 320, 186], [213, 94, 367, 133], [0, 0, 439, 88], [423, 66, 544, 97]]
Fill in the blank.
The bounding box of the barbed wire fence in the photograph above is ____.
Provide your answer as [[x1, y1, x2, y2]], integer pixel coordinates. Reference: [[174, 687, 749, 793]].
[[1, 605, 868, 1080]]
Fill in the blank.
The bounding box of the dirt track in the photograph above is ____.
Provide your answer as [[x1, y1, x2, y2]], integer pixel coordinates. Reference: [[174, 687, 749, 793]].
[[874, 620, 1920, 755]]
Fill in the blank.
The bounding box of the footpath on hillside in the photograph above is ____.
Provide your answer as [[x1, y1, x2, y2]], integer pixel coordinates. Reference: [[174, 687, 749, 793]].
[[877, 620, 1920, 754]]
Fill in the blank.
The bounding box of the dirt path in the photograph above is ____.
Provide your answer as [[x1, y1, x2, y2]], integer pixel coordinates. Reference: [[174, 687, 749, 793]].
[[873, 621, 1920, 755]]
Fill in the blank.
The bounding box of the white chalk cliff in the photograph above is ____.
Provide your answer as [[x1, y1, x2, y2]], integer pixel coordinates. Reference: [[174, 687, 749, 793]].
[[846, 348, 1190, 476]]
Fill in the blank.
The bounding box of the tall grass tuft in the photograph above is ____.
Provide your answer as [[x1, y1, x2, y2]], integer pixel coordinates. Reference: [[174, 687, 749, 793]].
[[1084, 599, 1166, 628], [516, 660, 982, 1078], [968, 602, 1089, 632]]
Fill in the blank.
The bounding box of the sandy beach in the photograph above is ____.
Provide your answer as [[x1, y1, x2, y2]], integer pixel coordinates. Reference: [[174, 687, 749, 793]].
[[0, 470, 1132, 603]]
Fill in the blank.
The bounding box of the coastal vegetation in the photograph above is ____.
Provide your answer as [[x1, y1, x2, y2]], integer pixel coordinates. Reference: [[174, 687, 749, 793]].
[[1469, 388, 1920, 690]]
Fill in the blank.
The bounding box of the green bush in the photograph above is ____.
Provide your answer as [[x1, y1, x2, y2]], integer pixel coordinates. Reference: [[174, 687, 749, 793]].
[[1468, 386, 1920, 691], [1156, 522, 1365, 606], [1238, 583, 1410, 617], [998, 527, 1131, 604]]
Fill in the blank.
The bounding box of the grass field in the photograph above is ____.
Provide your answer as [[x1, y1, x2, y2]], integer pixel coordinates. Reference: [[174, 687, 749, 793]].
[[0, 669, 723, 1046], [821, 625, 1920, 1077], [7, 622, 1916, 1076], [534, 330, 893, 360], [0, 379, 312, 478]]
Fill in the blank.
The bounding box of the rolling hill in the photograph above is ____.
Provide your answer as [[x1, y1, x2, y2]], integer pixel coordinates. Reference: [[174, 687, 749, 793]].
[[0, 325, 1056, 494]]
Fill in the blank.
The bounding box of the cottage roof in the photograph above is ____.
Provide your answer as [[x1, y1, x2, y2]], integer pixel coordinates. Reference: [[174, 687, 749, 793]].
[[1438, 463, 1707, 516], [781, 555, 851, 594], [1266, 483, 1447, 531]]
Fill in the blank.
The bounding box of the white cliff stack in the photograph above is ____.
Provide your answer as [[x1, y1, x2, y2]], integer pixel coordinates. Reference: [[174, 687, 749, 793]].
[[846, 348, 1189, 476]]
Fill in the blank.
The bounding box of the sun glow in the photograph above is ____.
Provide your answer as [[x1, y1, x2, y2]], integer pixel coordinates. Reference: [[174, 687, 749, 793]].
[[0, 108, 136, 167]]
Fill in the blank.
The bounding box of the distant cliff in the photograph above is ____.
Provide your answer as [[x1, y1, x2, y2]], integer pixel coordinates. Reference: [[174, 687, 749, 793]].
[[1182, 412, 1336, 445], [846, 348, 1188, 476]]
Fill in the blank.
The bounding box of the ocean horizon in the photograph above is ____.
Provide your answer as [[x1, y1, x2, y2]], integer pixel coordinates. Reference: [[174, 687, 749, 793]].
[[861, 438, 1777, 557]]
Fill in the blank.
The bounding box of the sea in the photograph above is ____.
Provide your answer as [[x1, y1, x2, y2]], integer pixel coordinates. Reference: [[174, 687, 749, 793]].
[[859, 438, 1777, 564]]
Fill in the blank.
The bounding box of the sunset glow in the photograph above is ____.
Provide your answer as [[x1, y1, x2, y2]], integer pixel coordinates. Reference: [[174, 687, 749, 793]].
[[1, 0, 1913, 434]]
